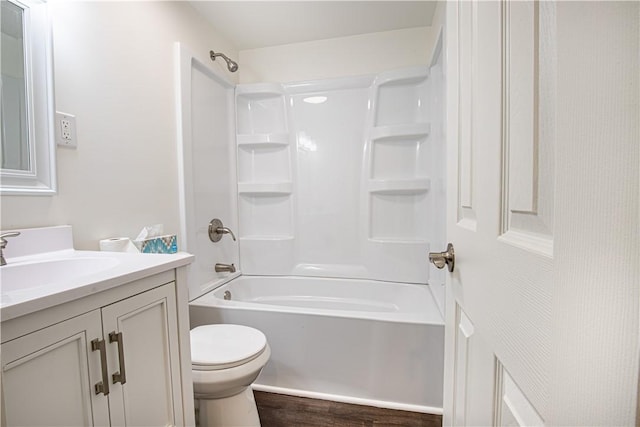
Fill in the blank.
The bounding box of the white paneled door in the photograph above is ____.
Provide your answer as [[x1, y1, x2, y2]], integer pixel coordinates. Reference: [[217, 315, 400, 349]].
[[441, 1, 639, 425]]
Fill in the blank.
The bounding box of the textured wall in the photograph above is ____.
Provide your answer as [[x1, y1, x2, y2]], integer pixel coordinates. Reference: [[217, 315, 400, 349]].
[[550, 1, 639, 424]]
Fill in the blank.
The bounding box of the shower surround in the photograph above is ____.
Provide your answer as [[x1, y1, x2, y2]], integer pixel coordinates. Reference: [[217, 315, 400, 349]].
[[177, 43, 446, 413], [236, 66, 445, 290]]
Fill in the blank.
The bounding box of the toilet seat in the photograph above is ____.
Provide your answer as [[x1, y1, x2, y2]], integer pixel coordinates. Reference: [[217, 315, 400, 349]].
[[191, 324, 267, 371]]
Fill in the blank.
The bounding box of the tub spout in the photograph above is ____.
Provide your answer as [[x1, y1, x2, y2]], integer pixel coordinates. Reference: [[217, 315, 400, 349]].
[[215, 263, 236, 273]]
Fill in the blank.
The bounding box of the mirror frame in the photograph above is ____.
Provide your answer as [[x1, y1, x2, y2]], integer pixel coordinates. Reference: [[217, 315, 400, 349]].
[[1, 0, 56, 195]]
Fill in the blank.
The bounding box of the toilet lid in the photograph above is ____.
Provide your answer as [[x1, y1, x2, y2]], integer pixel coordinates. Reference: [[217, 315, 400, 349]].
[[190, 324, 267, 371]]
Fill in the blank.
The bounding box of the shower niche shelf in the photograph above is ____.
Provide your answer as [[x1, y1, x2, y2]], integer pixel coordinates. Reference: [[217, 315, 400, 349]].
[[237, 182, 293, 195], [373, 67, 429, 127], [370, 123, 430, 141], [364, 66, 431, 251], [370, 133, 429, 181], [236, 81, 294, 273], [238, 144, 291, 183], [368, 178, 430, 195], [236, 133, 289, 147], [236, 83, 287, 135]]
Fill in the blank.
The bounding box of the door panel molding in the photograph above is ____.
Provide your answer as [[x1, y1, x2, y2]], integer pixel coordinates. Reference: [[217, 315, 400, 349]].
[[452, 304, 475, 426], [500, 1, 556, 256], [457, 0, 478, 231], [494, 360, 545, 426]]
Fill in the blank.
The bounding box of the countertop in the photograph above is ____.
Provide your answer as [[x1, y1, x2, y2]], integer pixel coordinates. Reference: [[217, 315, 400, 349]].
[[0, 226, 194, 322]]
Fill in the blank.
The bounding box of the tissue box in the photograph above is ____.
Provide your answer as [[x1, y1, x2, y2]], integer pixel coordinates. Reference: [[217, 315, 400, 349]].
[[134, 234, 178, 254]]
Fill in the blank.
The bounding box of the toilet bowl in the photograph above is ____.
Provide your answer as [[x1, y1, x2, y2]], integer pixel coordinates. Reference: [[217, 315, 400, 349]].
[[191, 324, 271, 427]]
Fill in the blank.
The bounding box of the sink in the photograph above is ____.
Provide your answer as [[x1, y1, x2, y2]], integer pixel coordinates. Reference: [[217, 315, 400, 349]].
[[1, 257, 121, 296], [0, 226, 193, 322]]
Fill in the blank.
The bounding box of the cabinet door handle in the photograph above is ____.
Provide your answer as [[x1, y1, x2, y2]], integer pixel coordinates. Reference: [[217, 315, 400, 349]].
[[109, 331, 127, 385], [91, 338, 110, 396]]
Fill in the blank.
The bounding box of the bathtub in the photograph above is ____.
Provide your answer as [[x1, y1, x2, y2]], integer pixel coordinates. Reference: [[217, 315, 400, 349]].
[[189, 275, 444, 414]]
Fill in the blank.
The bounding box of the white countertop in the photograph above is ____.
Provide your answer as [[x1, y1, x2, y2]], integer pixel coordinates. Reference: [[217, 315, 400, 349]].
[[0, 226, 194, 322]]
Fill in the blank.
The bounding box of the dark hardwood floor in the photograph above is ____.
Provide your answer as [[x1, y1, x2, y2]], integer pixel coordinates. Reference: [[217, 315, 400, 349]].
[[254, 391, 442, 427]]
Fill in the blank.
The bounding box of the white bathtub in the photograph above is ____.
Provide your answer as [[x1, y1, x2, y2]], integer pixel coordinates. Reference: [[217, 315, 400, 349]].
[[189, 275, 444, 414]]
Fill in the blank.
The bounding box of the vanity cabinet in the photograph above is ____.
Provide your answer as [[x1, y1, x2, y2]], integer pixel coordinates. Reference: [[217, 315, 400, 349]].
[[1, 277, 187, 426], [2, 309, 108, 426]]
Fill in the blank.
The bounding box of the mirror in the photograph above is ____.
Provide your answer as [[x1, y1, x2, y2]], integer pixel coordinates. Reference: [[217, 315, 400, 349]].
[[2, 1, 29, 171], [0, 0, 56, 195]]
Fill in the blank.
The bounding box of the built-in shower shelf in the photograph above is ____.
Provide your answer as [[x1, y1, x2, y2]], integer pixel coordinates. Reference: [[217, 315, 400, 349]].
[[238, 182, 293, 195], [368, 178, 430, 195], [370, 123, 430, 141], [236, 83, 285, 99], [236, 83, 287, 135], [237, 133, 289, 147], [373, 66, 429, 128]]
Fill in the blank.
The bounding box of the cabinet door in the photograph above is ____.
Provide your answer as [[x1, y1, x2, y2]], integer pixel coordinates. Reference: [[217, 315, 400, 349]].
[[1, 310, 110, 427], [101, 283, 183, 427]]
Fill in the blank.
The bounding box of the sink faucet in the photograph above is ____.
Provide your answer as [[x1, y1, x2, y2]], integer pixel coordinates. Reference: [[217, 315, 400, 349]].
[[214, 263, 236, 273], [0, 232, 21, 266]]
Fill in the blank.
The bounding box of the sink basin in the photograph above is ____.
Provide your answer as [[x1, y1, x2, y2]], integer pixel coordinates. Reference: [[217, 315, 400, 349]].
[[1, 257, 121, 296]]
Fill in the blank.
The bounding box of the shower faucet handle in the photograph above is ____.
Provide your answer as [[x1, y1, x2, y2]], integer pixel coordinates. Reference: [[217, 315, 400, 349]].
[[208, 218, 236, 242], [216, 226, 236, 241]]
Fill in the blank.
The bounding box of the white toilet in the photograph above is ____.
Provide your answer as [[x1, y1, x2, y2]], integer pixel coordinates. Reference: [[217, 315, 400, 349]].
[[190, 324, 271, 427]]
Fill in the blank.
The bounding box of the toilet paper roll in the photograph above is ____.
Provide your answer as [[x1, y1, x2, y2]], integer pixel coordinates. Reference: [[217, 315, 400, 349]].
[[99, 237, 139, 253]]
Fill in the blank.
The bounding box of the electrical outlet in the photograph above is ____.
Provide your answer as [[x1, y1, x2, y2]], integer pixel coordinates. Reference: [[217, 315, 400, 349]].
[[56, 112, 77, 148], [61, 119, 71, 139]]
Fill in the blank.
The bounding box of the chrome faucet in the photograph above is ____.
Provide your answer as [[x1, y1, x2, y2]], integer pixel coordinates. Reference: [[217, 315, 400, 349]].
[[0, 232, 21, 266], [214, 263, 236, 273]]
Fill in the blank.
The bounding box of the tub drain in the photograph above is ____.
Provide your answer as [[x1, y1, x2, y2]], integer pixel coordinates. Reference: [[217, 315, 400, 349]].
[[223, 290, 232, 300]]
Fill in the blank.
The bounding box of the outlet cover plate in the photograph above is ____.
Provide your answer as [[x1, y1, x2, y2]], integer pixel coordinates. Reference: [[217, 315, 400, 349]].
[[55, 111, 77, 148]]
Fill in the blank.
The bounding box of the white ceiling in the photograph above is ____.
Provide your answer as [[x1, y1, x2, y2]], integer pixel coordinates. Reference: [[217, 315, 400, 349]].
[[189, 1, 438, 50]]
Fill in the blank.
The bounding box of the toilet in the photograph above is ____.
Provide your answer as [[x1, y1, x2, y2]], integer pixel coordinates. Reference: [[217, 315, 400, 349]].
[[190, 324, 271, 427]]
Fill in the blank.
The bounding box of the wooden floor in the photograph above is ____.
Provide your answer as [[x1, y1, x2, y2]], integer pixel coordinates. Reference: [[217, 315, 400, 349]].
[[254, 391, 442, 427]]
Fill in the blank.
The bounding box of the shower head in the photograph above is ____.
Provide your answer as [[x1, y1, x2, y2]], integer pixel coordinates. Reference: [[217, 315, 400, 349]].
[[210, 50, 238, 73]]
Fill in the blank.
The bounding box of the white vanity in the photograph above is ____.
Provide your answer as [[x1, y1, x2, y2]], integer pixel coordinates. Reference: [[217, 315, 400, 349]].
[[0, 226, 195, 426]]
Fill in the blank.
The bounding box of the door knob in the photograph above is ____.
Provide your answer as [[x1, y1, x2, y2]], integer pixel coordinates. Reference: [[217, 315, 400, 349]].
[[429, 243, 455, 272]]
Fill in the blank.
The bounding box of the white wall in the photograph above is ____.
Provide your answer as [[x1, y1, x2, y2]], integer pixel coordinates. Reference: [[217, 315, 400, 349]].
[[239, 26, 437, 84], [0, 1, 238, 249]]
